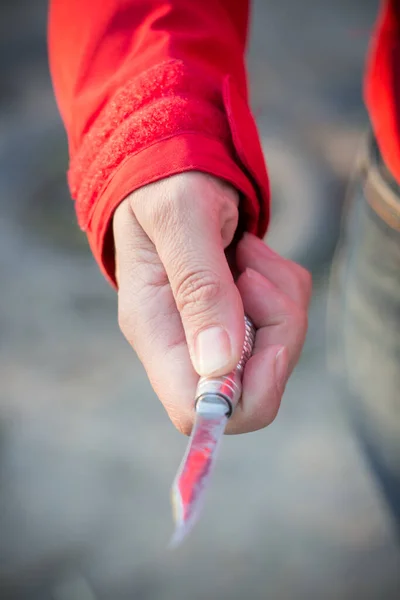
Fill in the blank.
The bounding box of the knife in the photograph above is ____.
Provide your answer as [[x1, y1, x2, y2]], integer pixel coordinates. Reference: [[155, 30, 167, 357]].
[[169, 315, 256, 547]]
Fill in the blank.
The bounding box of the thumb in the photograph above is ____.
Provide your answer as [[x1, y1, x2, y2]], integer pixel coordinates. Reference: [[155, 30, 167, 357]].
[[133, 173, 245, 377]]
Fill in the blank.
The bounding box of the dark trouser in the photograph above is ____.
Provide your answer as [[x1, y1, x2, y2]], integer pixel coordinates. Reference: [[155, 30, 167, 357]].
[[328, 132, 400, 534]]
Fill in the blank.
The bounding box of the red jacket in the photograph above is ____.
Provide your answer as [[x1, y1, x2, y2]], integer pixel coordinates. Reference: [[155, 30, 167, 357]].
[[48, 1, 400, 287]]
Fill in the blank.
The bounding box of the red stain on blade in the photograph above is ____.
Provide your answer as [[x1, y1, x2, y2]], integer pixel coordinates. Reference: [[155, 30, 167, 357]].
[[170, 413, 227, 546], [177, 432, 214, 520]]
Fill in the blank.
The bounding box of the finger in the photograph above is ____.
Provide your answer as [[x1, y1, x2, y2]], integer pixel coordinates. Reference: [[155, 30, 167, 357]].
[[226, 344, 288, 434], [114, 201, 197, 435], [226, 267, 307, 434], [236, 232, 312, 309], [238, 268, 308, 369], [132, 173, 245, 378]]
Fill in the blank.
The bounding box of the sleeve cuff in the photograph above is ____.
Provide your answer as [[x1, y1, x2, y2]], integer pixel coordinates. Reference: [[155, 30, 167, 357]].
[[86, 133, 262, 287], [69, 61, 270, 287]]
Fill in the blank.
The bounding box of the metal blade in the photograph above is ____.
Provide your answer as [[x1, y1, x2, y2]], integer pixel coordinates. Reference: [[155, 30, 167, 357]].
[[169, 397, 228, 548]]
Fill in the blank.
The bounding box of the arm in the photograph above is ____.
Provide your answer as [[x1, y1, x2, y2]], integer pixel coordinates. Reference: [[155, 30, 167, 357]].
[[48, 0, 310, 435], [364, 0, 400, 184], [48, 0, 269, 286]]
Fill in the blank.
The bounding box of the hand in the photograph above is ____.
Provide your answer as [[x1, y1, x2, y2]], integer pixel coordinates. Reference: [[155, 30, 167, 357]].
[[113, 172, 311, 434]]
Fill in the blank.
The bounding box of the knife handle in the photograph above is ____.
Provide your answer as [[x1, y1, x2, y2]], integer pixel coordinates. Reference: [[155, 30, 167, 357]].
[[194, 315, 256, 417]]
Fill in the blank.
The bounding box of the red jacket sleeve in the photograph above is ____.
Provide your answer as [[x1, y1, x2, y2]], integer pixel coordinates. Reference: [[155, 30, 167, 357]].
[[364, 0, 400, 185], [48, 0, 270, 287]]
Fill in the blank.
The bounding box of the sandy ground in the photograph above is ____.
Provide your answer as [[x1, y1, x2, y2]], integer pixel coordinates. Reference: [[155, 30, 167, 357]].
[[1, 1, 400, 598]]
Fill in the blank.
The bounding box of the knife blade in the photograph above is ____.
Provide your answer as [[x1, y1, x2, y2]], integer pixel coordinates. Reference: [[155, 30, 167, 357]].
[[169, 315, 256, 548]]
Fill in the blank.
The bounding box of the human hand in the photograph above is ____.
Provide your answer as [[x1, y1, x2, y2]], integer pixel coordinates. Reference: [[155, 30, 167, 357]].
[[113, 172, 311, 434]]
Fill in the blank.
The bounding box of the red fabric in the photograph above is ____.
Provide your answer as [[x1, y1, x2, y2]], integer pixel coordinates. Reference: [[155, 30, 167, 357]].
[[365, 1, 400, 185], [48, 0, 269, 287], [48, 1, 400, 288]]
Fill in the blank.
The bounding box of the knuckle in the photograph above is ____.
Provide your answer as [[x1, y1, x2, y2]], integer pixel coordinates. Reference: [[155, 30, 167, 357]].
[[151, 194, 178, 235], [294, 263, 312, 295], [277, 302, 308, 341], [283, 263, 312, 307], [273, 292, 296, 322], [291, 305, 309, 345], [148, 176, 200, 235], [175, 269, 222, 317], [131, 181, 182, 237], [291, 299, 308, 327]]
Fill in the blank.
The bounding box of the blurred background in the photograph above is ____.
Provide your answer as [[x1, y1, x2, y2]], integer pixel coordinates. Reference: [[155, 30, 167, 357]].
[[1, 1, 400, 599]]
